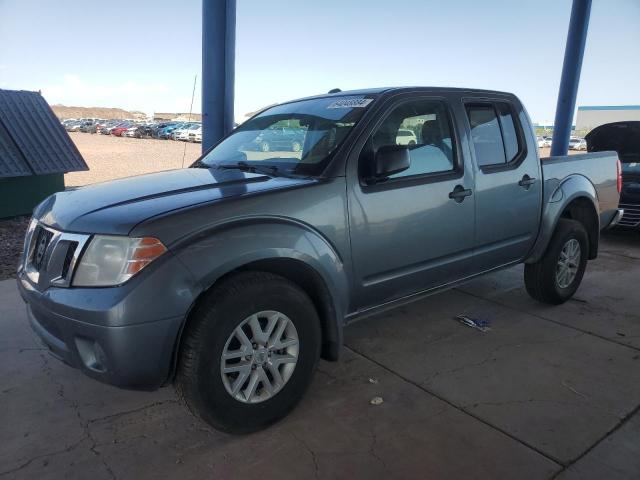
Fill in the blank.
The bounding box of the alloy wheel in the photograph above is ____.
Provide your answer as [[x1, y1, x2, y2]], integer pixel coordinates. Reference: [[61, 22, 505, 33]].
[[556, 238, 581, 288], [220, 310, 299, 404]]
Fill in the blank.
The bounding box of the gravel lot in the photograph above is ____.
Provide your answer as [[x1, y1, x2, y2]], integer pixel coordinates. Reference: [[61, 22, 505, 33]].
[[64, 132, 202, 187]]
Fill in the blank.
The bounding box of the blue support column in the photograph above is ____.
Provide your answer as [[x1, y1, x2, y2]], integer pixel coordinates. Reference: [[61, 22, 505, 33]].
[[551, 0, 592, 156], [202, 0, 236, 152]]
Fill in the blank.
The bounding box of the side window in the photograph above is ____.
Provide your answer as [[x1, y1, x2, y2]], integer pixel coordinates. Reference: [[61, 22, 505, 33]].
[[496, 102, 519, 162], [466, 101, 523, 168], [362, 99, 456, 180]]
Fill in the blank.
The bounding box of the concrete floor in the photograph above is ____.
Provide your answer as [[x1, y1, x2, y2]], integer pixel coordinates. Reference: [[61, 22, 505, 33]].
[[1, 231, 639, 479]]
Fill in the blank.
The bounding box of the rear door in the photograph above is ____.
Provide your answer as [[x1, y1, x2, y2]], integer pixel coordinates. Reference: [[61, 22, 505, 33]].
[[464, 98, 542, 271]]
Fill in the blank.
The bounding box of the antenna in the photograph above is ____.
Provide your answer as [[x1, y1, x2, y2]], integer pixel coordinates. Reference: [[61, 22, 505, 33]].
[[182, 74, 198, 168]]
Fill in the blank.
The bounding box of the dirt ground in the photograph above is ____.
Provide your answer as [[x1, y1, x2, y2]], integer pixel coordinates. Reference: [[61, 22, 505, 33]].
[[0, 216, 30, 280], [64, 132, 202, 187]]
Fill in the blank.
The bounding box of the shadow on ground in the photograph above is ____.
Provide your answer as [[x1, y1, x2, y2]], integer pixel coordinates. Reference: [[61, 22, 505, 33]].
[[1, 231, 639, 479]]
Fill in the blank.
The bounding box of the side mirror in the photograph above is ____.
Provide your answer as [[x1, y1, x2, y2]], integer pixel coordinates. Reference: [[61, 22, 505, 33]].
[[372, 145, 410, 180]]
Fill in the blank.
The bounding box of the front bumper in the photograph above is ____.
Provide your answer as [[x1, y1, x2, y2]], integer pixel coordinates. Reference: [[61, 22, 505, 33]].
[[16, 254, 196, 389]]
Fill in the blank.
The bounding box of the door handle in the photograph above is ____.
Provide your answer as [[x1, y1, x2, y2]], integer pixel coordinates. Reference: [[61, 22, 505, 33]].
[[448, 185, 473, 203], [518, 174, 537, 189]]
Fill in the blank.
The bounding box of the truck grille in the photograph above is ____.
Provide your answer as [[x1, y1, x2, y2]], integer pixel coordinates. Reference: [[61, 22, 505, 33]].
[[21, 222, 90, 288], [32, 226, 54, 271], [619, 203, 640, 228]]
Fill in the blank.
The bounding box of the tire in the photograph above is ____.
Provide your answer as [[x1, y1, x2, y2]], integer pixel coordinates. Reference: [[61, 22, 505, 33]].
[[524, 218, 589, 305], [291, 141, 301, 152], [175, 271, 321, 433], [261, 141, 270, 152], [408, 140, 416, 147]]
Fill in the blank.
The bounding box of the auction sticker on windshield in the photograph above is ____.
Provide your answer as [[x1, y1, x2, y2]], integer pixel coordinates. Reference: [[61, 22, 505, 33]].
[[327, 97, 373, 109]]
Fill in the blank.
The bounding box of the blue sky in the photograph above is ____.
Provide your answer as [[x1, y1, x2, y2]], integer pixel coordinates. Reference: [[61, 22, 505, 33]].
[[0, 0, 638, 123]]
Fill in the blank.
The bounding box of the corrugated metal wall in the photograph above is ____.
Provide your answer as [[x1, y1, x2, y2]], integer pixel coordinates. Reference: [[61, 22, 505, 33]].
[[0, 90, 88, 178]]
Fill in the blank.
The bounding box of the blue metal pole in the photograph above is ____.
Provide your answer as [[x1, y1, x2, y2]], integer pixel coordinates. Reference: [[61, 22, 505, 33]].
[[202, 0, 236, 152], [551, 0, 592, 156]]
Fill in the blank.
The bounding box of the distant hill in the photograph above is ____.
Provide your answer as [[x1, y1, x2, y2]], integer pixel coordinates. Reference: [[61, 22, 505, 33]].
[[52, 104, 147, 120]]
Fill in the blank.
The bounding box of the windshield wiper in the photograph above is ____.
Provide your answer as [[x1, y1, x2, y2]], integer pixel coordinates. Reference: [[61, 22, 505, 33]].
[[218, 161, 282, 177]]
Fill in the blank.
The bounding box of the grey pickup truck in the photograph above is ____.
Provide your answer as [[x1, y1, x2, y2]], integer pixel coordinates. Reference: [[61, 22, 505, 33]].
[[17, 87, 623, 433]]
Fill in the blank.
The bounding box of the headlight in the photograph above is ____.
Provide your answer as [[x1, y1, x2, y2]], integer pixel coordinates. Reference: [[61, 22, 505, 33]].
[[73, 235, 166, 287]]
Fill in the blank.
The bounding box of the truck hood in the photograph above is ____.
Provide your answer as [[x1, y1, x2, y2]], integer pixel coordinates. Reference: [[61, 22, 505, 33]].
[[34, 168, 314, 234]]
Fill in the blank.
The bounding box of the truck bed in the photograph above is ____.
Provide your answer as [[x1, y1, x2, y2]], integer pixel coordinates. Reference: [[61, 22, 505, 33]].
[[541, 151, 620, 227]]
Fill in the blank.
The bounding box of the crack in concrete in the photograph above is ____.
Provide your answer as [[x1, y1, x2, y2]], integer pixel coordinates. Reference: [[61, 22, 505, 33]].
[[600, 250, 640, 262], [456, 288, 640, 354], [0, 436, 86, 477], [88, 399, 178, 425], [37, 352, 118, 480], [345, 345, 566, 468], [421, 332, 585, 386], [364, 408, 389, 473], [9, 353, 181, 479], [464, 398, 621, 419], [291, 432, 320, 479]]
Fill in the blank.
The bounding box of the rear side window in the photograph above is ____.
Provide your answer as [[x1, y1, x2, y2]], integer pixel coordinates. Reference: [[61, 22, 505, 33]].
[[466, 101, 523, 168]]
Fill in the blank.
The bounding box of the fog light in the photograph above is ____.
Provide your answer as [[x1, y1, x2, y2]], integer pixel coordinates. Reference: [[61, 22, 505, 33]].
[[75, 337, 107, 372]]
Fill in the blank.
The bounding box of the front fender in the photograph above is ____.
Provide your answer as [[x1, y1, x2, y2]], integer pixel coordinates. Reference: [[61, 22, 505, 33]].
[[173, 216, 350, 327], [525, 175, 599, 264]]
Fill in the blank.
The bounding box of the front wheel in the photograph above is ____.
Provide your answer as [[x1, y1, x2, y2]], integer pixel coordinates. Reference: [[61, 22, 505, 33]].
[[175, 271, 321, 433], [524, 218, 588, 304]]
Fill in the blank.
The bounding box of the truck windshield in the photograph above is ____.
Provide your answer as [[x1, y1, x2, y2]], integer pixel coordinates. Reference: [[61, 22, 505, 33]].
[[195, 95, 377, 176]]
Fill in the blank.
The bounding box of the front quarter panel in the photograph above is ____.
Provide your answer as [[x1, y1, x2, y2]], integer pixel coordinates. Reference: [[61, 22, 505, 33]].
[[173, 220, 349, 319], [132, 178, 352, 327]]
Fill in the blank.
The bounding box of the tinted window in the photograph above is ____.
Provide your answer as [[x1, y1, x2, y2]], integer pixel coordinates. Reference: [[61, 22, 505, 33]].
[[467, 106, 506, 166], [467, 102, 523, 167], [364, 99, 456, 180], [496, 102, 519, 162]]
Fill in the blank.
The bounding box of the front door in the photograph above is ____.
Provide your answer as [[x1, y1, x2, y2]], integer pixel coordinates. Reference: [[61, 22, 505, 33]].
[[347, 96, 476, 310]]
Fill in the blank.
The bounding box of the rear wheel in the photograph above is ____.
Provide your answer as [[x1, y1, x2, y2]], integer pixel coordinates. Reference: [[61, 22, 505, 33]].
[[175, 271, 321, 433], [524, 218, 588, 304]]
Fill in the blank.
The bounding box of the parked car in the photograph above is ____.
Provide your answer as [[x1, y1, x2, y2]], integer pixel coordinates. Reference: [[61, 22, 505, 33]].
[[133, 124, 155, 138], [123, 126, 138, 138], [111, 124, 133, 137], [18, 87, 622, 434], [150, 123, 174, 138], [568, 138, 587, 150], [79, 121, 98, 133], [65, 121, 83, 132], [537, 136, 552, 148], [396, 128, 417, 146], [586, 121, 640, 230], [157, 123, 183, 139], [188, 126, 202, 143], [174, 123, 201, 141], [100, 121, 125, 135], [251, 126, 305, 152]]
